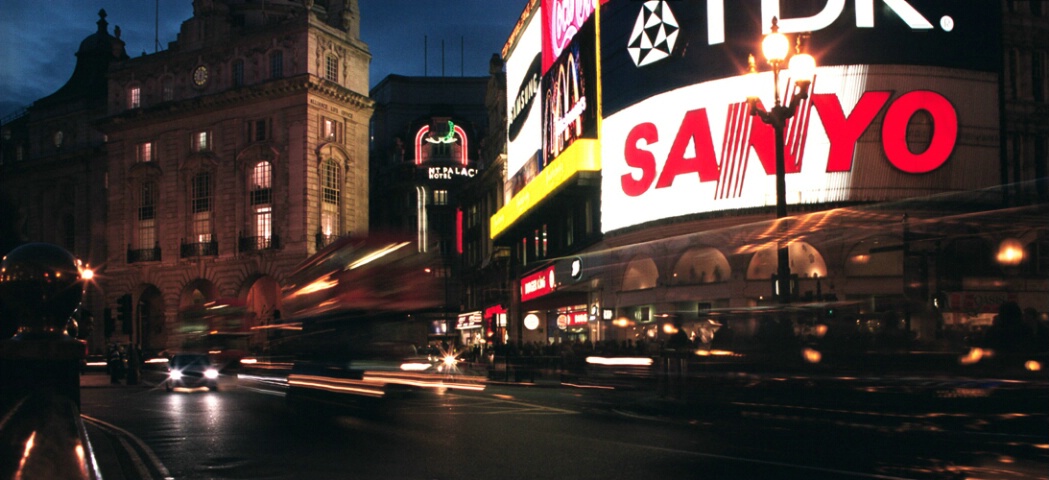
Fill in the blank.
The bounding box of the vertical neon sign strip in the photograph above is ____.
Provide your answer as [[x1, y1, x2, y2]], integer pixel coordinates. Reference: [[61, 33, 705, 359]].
[[456, 208, 463, 254], [414, 125, 430, 165]]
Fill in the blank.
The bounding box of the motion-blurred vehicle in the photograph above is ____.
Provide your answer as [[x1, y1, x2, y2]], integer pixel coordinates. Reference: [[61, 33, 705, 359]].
[[165, 353, 219, 392]]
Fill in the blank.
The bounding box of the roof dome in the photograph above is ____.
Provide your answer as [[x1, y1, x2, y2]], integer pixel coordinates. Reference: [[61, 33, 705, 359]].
[[35, 9, 128, 107]]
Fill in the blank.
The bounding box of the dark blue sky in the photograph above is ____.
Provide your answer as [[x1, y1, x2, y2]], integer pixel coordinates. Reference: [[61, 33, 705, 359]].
[[0, 0, 524, 119]]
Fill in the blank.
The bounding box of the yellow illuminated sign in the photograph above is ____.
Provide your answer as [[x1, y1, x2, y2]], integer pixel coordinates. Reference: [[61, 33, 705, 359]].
[[490, 139, 600, 239]]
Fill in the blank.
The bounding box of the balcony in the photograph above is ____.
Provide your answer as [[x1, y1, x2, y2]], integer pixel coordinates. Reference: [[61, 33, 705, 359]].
[[127, 244, 161, 263], [180, 239, 218, 258], [239, 234, 281, 253]]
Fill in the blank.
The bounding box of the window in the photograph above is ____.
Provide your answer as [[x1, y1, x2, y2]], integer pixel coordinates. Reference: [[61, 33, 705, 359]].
[[128, 86, 141, 109], [62, 214, 75, 251], [255, 206, 272, 244], [434, 189, 448, 206], [193, 131, 210, 152], [247, 119, 268, 142], [321, 159, 341, 237], [162, 78, 174, 101], [270, 51, 283, 79], [321, 117, 343, 143], [1034, 50, 1047, 103], [137, 142, 153, 162], [232, 59, 245, 87], [250, 161, 272, 205], [137, 181, 157, 250], [325, 55, 339, 83], [191, 171, 213, 243]]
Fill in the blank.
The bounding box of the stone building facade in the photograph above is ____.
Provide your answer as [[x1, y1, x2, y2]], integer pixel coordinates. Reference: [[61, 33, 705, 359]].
[[94, 0, 373, 355]]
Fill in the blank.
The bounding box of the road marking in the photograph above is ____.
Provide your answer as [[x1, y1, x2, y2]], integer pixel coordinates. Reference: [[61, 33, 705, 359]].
[[81, 414, 172, 480], [396, 394, 578, 415]]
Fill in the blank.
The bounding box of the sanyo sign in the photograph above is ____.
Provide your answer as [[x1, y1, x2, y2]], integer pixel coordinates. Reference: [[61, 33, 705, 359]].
[[702, 0, 952, 46]]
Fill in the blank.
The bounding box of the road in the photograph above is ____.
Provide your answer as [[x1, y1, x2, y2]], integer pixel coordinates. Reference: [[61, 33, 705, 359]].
[[79, 371, 1049, 480]]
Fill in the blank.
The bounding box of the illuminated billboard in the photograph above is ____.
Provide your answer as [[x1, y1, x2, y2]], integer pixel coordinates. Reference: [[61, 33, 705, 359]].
[[599, 0, 1001, 233], [541, 0, 603, 74], [506, 4, 544, 200], [542, 15, 598, 165]]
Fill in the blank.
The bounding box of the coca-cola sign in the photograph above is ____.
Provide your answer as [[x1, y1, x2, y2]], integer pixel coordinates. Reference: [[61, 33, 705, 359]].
[[542, 0, 608, 74]]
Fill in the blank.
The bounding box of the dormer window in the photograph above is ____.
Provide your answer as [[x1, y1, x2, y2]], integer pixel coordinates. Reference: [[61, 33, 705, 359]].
[[128, 86, 141, 109], [192, 131, 211, 152], [325, 55, 339, 83], [137, 141, 153, 162]]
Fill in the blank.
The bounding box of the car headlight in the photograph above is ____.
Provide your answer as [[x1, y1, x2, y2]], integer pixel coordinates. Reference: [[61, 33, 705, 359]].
[[169, 370, 183, 381], [204, 368, 219, 379]]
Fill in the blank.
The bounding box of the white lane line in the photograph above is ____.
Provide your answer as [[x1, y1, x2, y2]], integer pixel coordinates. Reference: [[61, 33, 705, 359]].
[[81, 414, 173, 480]]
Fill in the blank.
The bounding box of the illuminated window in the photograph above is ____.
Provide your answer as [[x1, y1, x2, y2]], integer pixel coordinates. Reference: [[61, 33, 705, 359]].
[[232, 59, 245, 86], [137, 142, 153, 162], [192, 131, 210, 152], [255, 206, 272, 243], [137, 181, 157, 250], [321, 117, 342, 143], [321, 159, 340, 237], [250, 161, 272, 205], [434, 189, 448, 205], [128, 86, 141, 109], [325, 55, 339, 83], [270, 51, 283, 79]]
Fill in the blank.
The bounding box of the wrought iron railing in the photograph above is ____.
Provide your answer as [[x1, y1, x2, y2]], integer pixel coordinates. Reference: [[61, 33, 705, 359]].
[[127, 244, 162, 263], [180, 239, 218, 258], [239, 234, 281, 253]]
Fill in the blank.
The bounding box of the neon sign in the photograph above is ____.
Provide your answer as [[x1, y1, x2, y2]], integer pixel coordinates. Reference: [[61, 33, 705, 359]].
[[415, 123, 469, 165], [520, 265, 557, 302]]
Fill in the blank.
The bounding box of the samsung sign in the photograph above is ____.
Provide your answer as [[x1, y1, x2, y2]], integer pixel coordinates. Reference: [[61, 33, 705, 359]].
[[599, 0, 1000, 233]]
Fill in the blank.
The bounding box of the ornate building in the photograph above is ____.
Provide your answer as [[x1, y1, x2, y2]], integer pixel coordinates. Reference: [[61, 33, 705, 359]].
[[0, 10, 126, 340], [94, 0, 373, 356]]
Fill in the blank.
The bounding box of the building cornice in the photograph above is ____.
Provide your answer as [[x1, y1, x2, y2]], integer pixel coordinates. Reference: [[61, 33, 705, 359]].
[[97, 75, 372, 130]]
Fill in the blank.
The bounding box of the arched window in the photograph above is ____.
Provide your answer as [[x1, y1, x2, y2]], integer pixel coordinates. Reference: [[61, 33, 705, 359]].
[[622, 257, 659, 291], [325, 54, 339, 83], [320, 159, 341, 239], [670, 247, 730, 285]]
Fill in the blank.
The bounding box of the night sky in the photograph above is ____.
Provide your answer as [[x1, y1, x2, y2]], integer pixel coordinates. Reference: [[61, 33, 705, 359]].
[[0, 0, 525, 119]]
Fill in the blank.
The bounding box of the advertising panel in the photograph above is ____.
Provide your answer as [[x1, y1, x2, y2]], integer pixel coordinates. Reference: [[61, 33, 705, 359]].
[[541, 0, 605, 74], [506, 5, 544, 198], [599, 0, 1000, 233], [521, 265, 558, 302], [543, 16, 599, 166], [601, 0, 999, 117]]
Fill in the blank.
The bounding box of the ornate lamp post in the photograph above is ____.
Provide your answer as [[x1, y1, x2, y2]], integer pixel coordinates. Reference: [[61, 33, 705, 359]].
[[747, 17, 816, 304]]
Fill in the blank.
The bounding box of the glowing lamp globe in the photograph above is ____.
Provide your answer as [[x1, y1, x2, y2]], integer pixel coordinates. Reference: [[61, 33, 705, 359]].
[[788, 53, 816, 84], [762, 31, 790, 64]]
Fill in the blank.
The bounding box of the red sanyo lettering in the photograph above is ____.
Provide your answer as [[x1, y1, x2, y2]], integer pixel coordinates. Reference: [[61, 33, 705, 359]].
[[621, 90, 958, 196]]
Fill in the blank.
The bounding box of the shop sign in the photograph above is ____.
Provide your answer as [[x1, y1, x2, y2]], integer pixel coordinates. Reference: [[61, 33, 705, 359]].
[[521, 265, 557, 302], [457, 311, 483, 329]]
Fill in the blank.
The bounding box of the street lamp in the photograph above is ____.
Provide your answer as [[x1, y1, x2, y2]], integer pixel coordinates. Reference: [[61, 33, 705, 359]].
[[747, 17, 816, 304]]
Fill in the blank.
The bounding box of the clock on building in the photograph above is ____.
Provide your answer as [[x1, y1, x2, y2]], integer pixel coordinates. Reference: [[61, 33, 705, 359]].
[[193, 65, 209, 86]]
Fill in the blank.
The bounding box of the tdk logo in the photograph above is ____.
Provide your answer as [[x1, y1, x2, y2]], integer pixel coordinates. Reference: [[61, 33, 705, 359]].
[[629, 0, 955, 67]]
